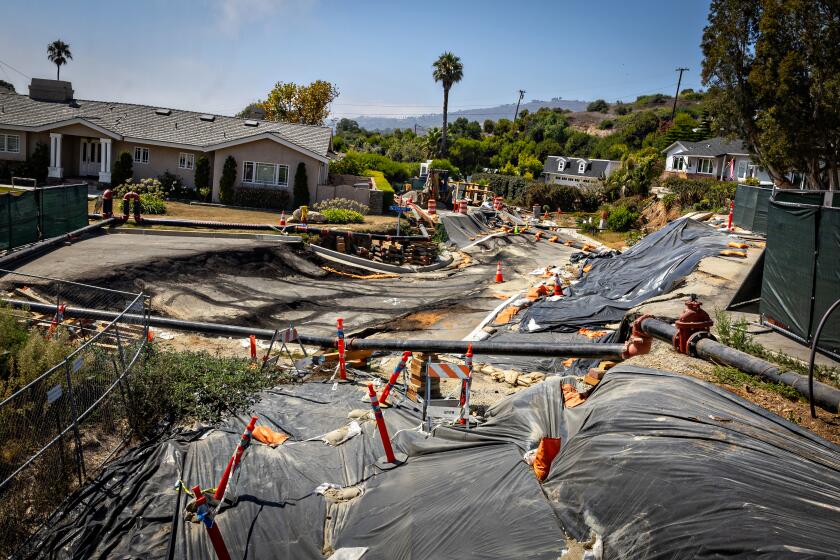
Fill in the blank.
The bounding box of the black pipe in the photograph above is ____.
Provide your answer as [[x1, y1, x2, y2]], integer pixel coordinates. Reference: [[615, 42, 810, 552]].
[[0, 218, 118, 269], [808, 298, 840, 418], [138, 218, 430, 242], [639, 317, 840, 413], [0, 299, 627, 359]]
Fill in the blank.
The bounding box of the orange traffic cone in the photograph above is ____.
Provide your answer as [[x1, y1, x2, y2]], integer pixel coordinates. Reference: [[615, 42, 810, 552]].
[[495, 261, 504, 283], [554, 274, 563, 297]]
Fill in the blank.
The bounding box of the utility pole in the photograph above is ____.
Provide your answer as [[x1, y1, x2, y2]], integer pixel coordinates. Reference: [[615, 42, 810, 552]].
[[671, 68, 689, 121], [513, 89, 526, 122]]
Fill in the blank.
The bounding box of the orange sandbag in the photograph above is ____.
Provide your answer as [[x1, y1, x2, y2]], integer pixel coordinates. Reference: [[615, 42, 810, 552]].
[[252, 425, 289, 447], [526, 284, 550, 301], [548, 235, 559, 243], [493, 305, 521, 325], [533, 437, 562, 481], [582, 264, 593, 273], [720, 249, 747, 258], [728, 241, 749, 249], [562, 384, 586, 408]]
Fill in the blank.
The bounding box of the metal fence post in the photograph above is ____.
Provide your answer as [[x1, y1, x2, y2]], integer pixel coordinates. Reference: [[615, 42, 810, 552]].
[[63, 359, 86, 484]]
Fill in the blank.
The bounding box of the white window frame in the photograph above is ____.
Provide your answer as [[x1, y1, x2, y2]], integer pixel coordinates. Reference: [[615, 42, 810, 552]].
[[242, 161, 289, 187], [178, 152, 195, 170], [0, 133, 21, 153], [672, 155, 686, 170], [134, 146, 150, 164], [557, 160, 565, 171], [698, 158, 714, 174], [578, 161, 586, 173]]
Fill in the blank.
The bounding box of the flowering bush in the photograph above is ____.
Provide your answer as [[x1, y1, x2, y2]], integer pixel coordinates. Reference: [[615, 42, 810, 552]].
[[112, 178, 166, 198], [313, 198, 369, 215], [321, 208, 364, 224]]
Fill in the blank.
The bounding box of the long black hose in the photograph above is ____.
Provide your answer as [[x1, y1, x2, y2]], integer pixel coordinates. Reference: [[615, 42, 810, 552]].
[[808, 298, 840, 418]]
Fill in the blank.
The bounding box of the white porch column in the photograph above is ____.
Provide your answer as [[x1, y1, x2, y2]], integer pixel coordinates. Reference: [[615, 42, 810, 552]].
[[99, 138, 112, 184], [48, 133, 63, 179]]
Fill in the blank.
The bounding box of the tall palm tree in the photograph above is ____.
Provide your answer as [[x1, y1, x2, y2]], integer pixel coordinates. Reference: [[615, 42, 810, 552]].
[[432, 52, 463, 156], [47, 40, 72, 80]]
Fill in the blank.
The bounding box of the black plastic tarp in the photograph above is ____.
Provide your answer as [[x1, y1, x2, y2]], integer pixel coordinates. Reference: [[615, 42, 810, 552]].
[[733, 184, 772, 234], [22, 368, 840, 559], [440, 210, 496, 248], [518, 219, 729, 333], [760, 197, 840, 358]]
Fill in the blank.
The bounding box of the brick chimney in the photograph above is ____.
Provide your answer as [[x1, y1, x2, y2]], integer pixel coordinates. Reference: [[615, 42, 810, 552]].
[[28, 78, 74, 102]]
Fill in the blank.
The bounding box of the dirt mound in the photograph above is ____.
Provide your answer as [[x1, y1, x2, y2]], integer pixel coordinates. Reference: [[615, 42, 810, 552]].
[[640, 199, 682, 232]]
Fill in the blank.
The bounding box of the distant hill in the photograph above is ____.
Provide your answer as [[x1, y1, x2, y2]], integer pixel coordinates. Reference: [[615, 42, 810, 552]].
[[351, 98, 589, 132]]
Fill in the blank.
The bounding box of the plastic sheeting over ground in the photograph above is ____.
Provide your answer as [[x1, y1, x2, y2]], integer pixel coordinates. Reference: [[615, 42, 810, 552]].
[[518, 219, 730, 333], [22, 367, 840, 559]]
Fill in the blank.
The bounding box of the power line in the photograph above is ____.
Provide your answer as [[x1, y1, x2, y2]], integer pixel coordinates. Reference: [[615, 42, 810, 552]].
[[0, 59, 31, 80]]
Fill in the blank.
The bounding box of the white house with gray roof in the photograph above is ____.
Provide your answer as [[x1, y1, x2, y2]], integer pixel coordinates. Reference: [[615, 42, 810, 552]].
[[0, 79, 332, 202], [542, 156, 621, 187], [661, 137, 774, 185]]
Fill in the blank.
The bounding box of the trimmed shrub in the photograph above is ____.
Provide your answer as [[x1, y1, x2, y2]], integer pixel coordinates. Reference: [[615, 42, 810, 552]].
[[157, 171, 183, 198], [293, 162, 310, 208], [471, 172, 531, 203], [321, 208, 364, 224], [313, 198, 369, 215], [661, 177, 736, 210], [139, 193, 166, 214], [111, 151, 133, 187], [194, 155, 211, 193], [219, 156, 236, 204], [364, 170, 394, 209], [607, 205, 639, 232], [232, 187, 290, 210], [524, 183, 578, 211], [113, 177, 166, 198]]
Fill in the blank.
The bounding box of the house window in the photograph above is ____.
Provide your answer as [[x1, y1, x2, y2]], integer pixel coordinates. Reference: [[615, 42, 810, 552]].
[[698, 159, 714, 174], [0, 133, 20, 153], [243, 161, 289, 186], [134, 147, 150, 164], [578, 162, 586, 173], [178, 152, 195, 170], [737, 160, 748, 179], [558, 160, 565, 171], [672, 156, 686, 170]]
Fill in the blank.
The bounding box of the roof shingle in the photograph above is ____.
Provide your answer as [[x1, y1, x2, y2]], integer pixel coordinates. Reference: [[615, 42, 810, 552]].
[[0, 92, 332, 157]]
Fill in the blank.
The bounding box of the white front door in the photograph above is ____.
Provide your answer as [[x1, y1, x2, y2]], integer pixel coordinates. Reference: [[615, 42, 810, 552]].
[[80, 139, 102, 176]]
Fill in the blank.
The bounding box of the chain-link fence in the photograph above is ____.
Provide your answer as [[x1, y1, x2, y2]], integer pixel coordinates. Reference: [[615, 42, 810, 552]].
[[0, 269, 149, 556]]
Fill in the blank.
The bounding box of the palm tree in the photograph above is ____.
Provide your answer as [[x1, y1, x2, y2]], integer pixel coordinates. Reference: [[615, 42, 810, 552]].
[[47, 40, 72, 80], [432, 52, 463, 156], [424, 127, 441, 158]]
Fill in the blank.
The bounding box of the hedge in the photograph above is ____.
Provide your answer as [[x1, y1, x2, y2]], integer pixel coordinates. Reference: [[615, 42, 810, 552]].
[[471, 172, 532, 203], [364, 170, 395, 209], [661, 177, 736, 211], [232, 187, 291, 210]]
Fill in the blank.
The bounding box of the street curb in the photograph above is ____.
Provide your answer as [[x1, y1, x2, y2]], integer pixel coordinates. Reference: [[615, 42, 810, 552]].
[[106, 228, 303, 243]]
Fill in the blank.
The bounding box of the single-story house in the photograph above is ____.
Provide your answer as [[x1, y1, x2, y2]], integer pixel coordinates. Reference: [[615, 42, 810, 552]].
[[542, 156, 621, 187], [661, 137, 775, 185], [0, 79, 332, 202]]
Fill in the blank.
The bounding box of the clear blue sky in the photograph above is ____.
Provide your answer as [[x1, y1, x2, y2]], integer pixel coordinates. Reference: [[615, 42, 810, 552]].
[[0, 0, 712, 119]]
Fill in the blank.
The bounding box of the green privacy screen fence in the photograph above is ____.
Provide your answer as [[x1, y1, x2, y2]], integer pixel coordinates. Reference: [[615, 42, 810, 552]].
[[732, 184, 772, 234], [0, 184, 89, 252], [760, 191, 840, 360]]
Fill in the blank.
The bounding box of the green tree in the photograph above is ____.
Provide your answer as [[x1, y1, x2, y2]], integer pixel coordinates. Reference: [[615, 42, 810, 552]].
[[262, 80, 339, 125], [46, 39, 72, 80], [293, 162, 309, 208], [424, 127, 442, 158], [605, 147, 661, 198], [702, 0, 840, 188], [0, 80, 14, 92], [194, 155, 211, 194], [21, 142, 49, 183], [432, 52, 464, 156], [483, 119, 495, 134], [587, 99, 610, 113], [111, 151, 133, 187], [219, 156, 236, 204], [236, 102, 265, 119]]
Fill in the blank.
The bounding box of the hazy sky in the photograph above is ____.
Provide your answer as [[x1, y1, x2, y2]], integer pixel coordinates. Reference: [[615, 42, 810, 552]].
[[0, 0, 711, 119]]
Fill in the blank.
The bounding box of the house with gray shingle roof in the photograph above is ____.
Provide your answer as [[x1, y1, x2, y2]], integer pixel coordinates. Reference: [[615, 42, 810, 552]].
[[542, 155, 621, 187], [661, 137, 774, 185], [0, 79, 333, 202]]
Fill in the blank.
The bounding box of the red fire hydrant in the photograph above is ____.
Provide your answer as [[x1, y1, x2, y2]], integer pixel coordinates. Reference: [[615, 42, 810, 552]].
[[673, 295, 715, 355]]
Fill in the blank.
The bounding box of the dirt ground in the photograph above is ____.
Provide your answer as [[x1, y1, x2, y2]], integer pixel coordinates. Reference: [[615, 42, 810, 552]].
[[89, 200, 405, 233]]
